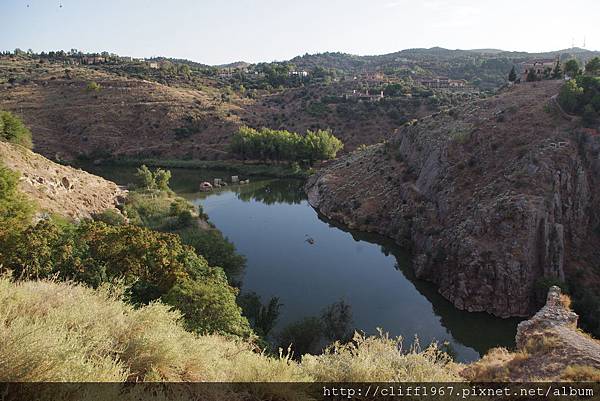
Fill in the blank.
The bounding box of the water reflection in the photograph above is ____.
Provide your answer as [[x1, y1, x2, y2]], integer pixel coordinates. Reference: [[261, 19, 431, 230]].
[[318, 213, 522, 356], [79, 165, 521, 361]]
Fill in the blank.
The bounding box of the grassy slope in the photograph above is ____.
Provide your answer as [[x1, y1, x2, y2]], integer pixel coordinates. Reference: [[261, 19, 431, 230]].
[[0, 278, 460, 384]]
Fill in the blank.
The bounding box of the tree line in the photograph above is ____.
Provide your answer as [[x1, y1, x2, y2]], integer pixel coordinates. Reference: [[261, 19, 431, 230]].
[[229, 126, 344, 164]]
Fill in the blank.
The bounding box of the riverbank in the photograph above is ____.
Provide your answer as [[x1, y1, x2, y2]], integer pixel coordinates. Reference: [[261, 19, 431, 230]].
[[85, 158, 312, 179]]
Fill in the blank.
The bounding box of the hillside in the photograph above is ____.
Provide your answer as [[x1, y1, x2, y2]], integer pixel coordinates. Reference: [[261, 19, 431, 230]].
[[0, 141, 125, 219], [4, 48, 597, 164], [0, 55, 462, 162], [0, 58, 244, 161], [306, 80, 600, 333]]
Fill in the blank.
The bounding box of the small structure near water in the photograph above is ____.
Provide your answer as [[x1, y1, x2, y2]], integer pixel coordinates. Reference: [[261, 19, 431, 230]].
[[199, 182, 213, 192], [201, 177, 249, 192]]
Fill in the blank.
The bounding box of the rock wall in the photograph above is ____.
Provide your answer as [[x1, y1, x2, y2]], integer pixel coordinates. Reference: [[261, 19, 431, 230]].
[[306, 81, 600, 318]]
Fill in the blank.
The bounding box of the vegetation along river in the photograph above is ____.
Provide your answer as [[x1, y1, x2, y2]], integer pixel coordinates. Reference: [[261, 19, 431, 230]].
[[87, 165, 522, 362]]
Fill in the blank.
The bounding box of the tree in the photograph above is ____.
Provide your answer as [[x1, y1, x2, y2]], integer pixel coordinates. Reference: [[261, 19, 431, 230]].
[[320, 300, 353, 342], [582, 104, 598, 127], [0, 165, 34, 248], [136, 165, 155, 190], [564, 59, 581, 78], [558, 79, 584, 113], [0, 110, 32, 148], [552, 60, 563, 79], [154, 168, 171, 191], [585, 57, 600, 76], [508, 66, 517, 82], [163, 276, 253, 337], [276, 317, 324, 357], [526, 69, 538, 82], [302, 129, 344, 164], [238, 292, 282, 337]]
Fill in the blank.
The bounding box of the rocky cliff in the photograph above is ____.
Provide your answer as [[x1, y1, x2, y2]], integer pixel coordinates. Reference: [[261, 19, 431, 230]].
[[0, 141, 126, 220], [306, 81, 600, 318], [463, 286, 600, 381]]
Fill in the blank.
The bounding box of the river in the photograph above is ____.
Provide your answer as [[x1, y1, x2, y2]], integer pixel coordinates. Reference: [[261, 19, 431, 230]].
[[86, 165, 522, 362]]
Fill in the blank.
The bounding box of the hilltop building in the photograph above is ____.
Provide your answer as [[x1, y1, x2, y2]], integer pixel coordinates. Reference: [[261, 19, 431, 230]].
[[520, 57, 559, 81]]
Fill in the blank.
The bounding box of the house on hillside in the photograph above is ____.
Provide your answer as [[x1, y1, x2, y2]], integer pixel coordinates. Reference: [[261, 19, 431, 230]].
[[81, 56, 107, 65], [345, 89, 384, 102], [148, 62, 159, 69], [520, 57, 558, 81], [419, 77, 470, 90], [420, 77, 450, 89], [288, 70, 309, 77]]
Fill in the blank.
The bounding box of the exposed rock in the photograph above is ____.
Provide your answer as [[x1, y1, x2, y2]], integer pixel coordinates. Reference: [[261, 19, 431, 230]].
[[0, 141, 126, 220], [306, 81, 600, 318], [463, 287, 600, 381], [516, 286, 578, 348]]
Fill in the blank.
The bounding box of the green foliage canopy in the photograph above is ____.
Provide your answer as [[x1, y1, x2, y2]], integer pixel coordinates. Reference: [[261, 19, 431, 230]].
[[0, 110, 32, 148], [1, 219, 252, 337], [230, 126, 343, 164]]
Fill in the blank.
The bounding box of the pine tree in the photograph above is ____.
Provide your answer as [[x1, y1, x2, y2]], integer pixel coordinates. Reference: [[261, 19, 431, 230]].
[[552, 60, 563, 79], [508, 66, 517, 82]]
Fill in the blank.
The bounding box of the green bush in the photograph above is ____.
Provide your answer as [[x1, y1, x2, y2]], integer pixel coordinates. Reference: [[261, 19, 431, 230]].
[[86, 81, 101, 92], [92, 209, 127, 226], [558, 76, 600, 126], [1, 219, 250, 337], [163, 277, 252, 337], [0, 164, 34, 248], [230, 126, 343, 164], [178, 227, 246, 281], [0, 110, 32, 148]]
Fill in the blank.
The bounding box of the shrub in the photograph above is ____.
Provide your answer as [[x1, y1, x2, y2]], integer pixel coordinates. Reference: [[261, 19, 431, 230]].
[[276, 317, 325, 357], [86, 81, 101, 92], [163, 277, 252, 337], [1, 219, 250, 337], [0, 278, 304, 383], [0, 110, 32, 148], [93, 209, 126, 226], [0, 164, 34, 248], [0, 278, 461, 384], [301, 332, 459, 382], [561, 365, 600, 381]]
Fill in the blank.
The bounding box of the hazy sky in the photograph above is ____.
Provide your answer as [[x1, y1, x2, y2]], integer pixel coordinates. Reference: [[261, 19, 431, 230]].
[[1, 0, 598, 65]]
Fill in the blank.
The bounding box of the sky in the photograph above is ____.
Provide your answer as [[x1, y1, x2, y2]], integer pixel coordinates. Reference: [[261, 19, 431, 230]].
[[1, 0, 598, 65]]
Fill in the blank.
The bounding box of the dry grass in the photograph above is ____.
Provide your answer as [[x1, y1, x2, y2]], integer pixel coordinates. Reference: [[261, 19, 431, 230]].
[[460, 347, 515, 381], [0, 277, 460, 383], [301, 331, 461, 382], [560, 365, 600, 381], [560, 293, 572, 309]]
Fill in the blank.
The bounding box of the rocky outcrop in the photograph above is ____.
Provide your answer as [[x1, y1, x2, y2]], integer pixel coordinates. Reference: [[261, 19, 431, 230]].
[[0, 141, 126, 220], [515, 286, 579, 347], [306, 81, 600, 318], [462, 287, 600, 381]]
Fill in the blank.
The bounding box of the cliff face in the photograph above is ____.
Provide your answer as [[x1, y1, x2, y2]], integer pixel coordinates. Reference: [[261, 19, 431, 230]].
[[0, 142, 126, 220], [306, 81, 600, 318]]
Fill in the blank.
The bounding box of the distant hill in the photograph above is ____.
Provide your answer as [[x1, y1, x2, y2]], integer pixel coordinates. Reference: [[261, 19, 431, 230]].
[[1, 46, 598, 162]]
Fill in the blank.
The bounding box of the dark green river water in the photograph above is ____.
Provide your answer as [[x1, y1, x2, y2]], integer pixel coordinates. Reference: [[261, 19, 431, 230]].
[[87, 165, 522, 362]]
